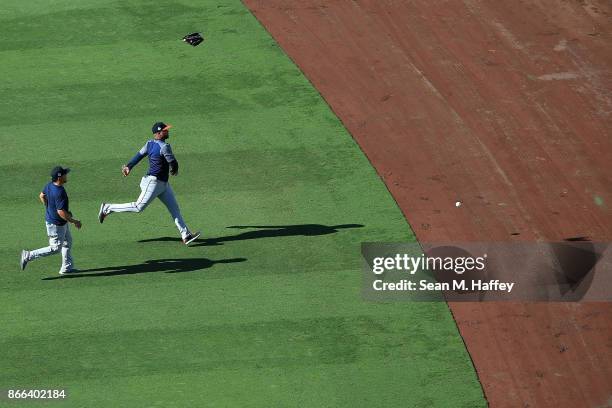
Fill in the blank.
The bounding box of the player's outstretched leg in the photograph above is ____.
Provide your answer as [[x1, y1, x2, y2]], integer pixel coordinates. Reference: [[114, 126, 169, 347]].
[[22, 223, 68, 273], [99, 176, 160, 223], [98, 201, 143, 224], [158, 184, 200, 245]]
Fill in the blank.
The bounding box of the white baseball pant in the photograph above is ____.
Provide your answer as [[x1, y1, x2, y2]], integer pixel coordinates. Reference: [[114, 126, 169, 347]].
[[104, 176, 190, 238], [27, 222, 74, 272]]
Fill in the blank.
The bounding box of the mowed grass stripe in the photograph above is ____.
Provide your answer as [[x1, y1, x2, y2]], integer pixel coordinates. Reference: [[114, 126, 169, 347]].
[[0, 74, 319, 126], [38, 361, 477, 408], [2, 314, 471, 380], [1, 108, 347, 158], [0, 0, 485, 407], [0, 2, 251, 52], [3, 270, 458, 340]]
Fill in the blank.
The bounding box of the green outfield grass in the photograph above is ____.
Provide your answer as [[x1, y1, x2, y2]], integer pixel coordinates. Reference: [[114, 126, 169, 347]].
[[0, 1, 485, 407]]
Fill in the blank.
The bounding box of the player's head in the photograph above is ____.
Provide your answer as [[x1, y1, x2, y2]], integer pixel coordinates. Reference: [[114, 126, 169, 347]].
[[152, 122, 172, 140], [50, 166, 70, 184]]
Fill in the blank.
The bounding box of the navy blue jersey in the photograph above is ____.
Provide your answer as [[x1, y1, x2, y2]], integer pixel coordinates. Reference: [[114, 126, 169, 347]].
[[127, 139, 178, 182], [42, 182, 69, 225]]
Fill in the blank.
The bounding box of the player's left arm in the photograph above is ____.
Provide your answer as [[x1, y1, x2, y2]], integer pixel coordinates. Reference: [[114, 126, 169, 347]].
[[161, 144, 179, 176], [55, 192, 81, 229]]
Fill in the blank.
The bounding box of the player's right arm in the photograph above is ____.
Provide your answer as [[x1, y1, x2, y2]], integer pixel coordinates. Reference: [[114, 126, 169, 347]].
[[123, 142, 149, 177], [39, 184, 48, 205]]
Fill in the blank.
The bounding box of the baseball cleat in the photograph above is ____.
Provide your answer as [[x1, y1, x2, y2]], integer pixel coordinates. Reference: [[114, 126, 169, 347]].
[[183, 231, 201, 246], [59, 269, 79, 276], [20, 250, 29, 271], [98, 203, 107, 224]]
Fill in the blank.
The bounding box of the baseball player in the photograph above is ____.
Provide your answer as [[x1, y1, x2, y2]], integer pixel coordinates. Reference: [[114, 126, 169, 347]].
[[98, 122, 200, 245], [20, 166, 82, 275]]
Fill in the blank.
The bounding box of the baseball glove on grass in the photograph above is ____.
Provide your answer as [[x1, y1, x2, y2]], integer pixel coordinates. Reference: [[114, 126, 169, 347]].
[[183, 32, 204, 47]]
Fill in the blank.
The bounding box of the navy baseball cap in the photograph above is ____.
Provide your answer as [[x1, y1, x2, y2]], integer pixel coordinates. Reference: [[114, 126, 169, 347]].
[[152, 122, 172, 134], [50, 166, 70, 181]]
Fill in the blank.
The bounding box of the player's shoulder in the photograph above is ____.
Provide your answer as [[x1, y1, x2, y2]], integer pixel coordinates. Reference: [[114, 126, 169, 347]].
[[158, 140, 172, 151]]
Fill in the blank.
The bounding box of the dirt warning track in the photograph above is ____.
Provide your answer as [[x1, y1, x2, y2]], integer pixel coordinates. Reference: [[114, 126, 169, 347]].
[[244, 0, 612, 406]]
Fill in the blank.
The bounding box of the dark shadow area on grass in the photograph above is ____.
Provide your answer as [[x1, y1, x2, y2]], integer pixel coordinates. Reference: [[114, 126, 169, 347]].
[[42, 257, 247, 280], [138, 224, 365, 247]]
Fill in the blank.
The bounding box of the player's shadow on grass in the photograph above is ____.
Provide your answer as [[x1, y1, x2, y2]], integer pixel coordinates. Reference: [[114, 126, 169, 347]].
[[42, 257, 246, 280], [139, 224, 365, 247]]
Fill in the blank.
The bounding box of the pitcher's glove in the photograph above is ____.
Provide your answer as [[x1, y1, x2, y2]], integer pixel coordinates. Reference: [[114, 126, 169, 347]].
[[183, 32, 204, 47]]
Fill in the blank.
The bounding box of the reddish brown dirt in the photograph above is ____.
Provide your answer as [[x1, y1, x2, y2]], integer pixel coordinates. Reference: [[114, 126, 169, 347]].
[[243, 0, 612, 406]]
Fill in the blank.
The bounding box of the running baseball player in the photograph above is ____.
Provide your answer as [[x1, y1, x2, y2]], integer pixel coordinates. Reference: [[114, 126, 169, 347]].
[[98, 122, 200, 245], [20, 166, 82, 275]]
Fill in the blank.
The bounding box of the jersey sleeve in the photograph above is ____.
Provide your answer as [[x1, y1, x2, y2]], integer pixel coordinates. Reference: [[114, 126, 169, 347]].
[[139, 142, 149, 155], [127, 142, 149, 170], [41, 184, 49, 206], [160, 143, 177, 162], [161, 144, 179, 174]]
